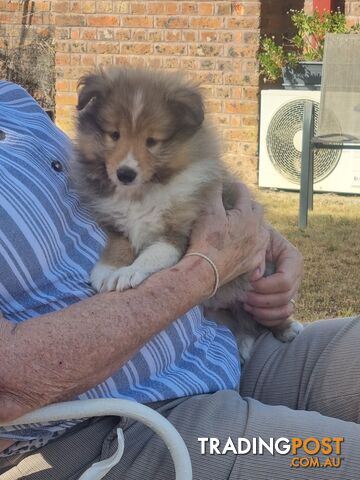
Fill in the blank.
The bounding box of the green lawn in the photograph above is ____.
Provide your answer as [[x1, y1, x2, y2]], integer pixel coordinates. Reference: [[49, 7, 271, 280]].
[[255, 189, 360, 322]]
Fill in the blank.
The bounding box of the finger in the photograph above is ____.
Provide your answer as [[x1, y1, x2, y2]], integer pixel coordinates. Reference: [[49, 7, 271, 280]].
[[246, 248, 267, 278], [244, 290, 294, 309], [250, 271, 299, 295], [249, 257, 266, 282], [243, 302, 294, 324]]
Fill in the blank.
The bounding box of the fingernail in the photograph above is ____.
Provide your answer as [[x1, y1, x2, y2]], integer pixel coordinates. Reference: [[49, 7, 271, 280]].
[[251, 268, 262, 282]]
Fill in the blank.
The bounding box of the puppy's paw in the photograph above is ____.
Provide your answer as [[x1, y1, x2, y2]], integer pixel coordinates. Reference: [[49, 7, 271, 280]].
[[106, 266, 150, 292], [90, 263, 116, 292], [238, 334, 257, 365], [274, 320, 303, 343]]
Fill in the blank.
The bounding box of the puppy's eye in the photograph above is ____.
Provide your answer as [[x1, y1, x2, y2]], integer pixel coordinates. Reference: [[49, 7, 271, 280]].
[[110, 131, 120, 141], [146, 137, 158, 148]]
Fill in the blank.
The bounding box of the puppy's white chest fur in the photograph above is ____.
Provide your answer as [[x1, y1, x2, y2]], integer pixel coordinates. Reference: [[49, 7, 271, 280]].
[[98, 191, 163, 252], [95, 162, 212, 253]]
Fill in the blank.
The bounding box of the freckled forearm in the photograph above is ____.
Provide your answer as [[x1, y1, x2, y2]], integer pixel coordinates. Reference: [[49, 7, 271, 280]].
[[0, 256, 213, 420]]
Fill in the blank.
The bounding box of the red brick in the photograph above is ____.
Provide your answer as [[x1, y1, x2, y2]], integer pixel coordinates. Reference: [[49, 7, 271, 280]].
[[216, 3, 232, 15], [97, 28, 114, 40], [115, 30, 131, 41], [113, 2, 129, 14], [81, 29, 97, 40], [188, 44, 223, 57], [154, 44, 186, 55], [121, 44, 153, 55], [183, 31, 197, 42], [200, 31, 218, 42], [132, 31, 148, 41], [226, 16, 260, 29], [0, 13, 13, 22], [70, 2, 82, 13], [182, 2, 198, 14], [71, 54, 81, 65], [56, 41, 71, 53], [224, 127, 257, 142], [130, 3, 146, 14], [204, 99, 222, 113], [55, 14, 86, 26], [242, 87, 259, 101], [96, 1, 113, 13], [56, 53, 71, 65], [81, 54, 97, 66], [165, 31, 182, 42], [71, 29, 80, 40], [190, 17, 223, 29], [82, 1, 96, 13], [97, 55, 114, 67], [88, 42, 120, 54], [181, 59, 198, 70], [122, 16, 153, 28], [87, 15, 119, 26], [163, 57, 180, 68], [147, 2, 165, 14], [164, 3, 179, 14], [156, 16, 188, 29], [70, 41, 87, 53], [53, 2, 69, 13], [242, 116, 258, 127], [56, 79, 70, 92], [55, 27, 70, 40], [224, 101, 258, 114], [198, 3, 214, 15]]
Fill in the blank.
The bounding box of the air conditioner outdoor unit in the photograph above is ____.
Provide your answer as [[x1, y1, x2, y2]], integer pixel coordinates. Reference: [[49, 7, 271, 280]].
[[258, 89, 360, 194]]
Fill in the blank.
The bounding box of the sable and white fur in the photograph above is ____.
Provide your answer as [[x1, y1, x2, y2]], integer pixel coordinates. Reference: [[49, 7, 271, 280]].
[[72, 67, 302, 361]]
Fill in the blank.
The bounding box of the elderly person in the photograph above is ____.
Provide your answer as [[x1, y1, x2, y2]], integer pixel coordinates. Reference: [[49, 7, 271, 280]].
[[0, 80, 359, 480]]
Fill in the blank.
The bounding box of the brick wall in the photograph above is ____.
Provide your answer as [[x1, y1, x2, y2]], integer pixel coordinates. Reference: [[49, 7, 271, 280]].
[[0, 1, 55, 109], [1, 1, 358, 184], [50, 0, 261, 184]]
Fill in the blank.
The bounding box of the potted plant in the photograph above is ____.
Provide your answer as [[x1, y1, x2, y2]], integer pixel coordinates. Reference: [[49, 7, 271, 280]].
[[258, 9, 360, 90]]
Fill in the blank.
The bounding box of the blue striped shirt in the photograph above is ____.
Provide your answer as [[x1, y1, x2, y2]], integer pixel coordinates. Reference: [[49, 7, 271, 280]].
[[0, 81, 240, 454]]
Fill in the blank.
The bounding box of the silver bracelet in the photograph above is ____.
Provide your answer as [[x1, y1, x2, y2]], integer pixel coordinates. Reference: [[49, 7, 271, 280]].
[[184, 253, 220, 298]]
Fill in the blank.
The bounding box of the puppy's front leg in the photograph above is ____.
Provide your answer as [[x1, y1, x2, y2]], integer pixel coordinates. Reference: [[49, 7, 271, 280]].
[[105, 241, 182, 292], [91, 231, 135, 292]]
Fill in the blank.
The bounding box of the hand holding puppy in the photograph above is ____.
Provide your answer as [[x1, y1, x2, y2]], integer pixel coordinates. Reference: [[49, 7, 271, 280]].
[[187, 182, 269, 289], [244, 227, 304, 326]]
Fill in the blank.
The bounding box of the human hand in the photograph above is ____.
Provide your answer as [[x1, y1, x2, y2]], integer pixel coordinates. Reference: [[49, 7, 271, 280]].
[[243, 226, 304, 327], [187, 182, 269, 288]]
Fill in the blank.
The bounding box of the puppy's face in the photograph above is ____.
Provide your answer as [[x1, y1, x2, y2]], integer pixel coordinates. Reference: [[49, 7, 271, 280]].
[[76, 68, 204, 194]]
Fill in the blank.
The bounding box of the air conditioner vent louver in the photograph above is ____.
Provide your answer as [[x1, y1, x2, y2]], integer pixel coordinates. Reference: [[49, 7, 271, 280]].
[[266, 99, 341, 184]]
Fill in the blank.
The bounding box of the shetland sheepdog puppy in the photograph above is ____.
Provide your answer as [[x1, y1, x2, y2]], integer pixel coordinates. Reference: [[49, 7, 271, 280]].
[[72, 67, 302, 360]]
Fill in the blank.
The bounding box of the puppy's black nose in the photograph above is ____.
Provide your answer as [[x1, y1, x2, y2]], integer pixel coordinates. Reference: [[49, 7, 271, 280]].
[[116, 167, 137, 184]]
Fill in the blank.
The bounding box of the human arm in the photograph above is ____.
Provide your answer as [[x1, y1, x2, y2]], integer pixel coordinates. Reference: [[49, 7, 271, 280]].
[[0, 183, 268, 423], [243, 226, 304, 326]]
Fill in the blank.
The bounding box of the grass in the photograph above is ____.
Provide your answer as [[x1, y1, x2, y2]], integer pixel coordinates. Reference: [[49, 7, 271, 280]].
[[255, 189, 360, 323]]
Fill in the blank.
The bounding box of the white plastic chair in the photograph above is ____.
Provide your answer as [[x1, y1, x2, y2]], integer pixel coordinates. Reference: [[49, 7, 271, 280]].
[[0, 399, 193, 479]]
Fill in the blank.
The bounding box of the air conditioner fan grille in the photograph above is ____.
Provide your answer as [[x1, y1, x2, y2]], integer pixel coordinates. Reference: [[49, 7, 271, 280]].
[[266, 99, 341, 184]]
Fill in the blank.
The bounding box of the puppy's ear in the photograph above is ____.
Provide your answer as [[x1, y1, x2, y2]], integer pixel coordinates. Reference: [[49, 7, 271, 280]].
[[77, 72, 107, 111], [167, 83, 204, 131]]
